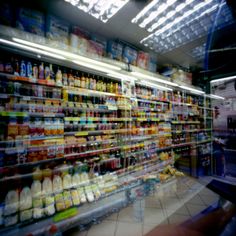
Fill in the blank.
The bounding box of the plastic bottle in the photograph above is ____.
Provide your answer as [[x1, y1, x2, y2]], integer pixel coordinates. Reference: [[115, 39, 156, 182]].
[[26, 61, 33, 78], [20, 60, 26, 77], [45, 64, 50, 81], [38, 62, 44, 80], [49, 64, 55, 81], [55, 68, 62, 86], [33, 63, 38, 80]]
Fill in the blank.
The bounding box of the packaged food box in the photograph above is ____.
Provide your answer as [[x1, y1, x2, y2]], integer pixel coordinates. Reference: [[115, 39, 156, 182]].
[[148, 54, 157, 72], [87, 40, 104, 58], [0, 3, 13, 26], [46, 15, 69, 47], [123, 46, 137, 65], [70, 33, 88, 55], [91, 34, 107, 56], [107, 40, 123, 61], [16, 8, 45, 36], [137, 51, 149, 70], [72, 25, 90, 39]]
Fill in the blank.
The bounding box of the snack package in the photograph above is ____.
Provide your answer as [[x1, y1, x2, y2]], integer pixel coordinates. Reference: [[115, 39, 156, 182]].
[[123, 46, 137, 65], [107, 41, 123, 61], [16, 8, 45, 36], [4, 190, 19, 216], [20, 187, 32, 210], [46, 15, 69, 48]]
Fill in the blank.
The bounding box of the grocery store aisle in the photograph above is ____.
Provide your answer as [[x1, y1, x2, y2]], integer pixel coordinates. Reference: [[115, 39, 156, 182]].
[[65, 177, 220, 236]]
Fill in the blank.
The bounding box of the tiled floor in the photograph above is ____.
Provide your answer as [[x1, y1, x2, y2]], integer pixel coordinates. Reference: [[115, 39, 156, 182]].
[[64, 176, 220, 236]]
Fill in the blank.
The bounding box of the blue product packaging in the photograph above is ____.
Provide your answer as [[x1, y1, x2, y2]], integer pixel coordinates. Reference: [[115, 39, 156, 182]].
[[46, 15, 69, 46], [123, 46, 137, 65], [107, 41, 123, 61], [20, 60, 26, 77], [148, 55, 157, 72], [16, 8, 45, 36], [26, 61, 32, 78]]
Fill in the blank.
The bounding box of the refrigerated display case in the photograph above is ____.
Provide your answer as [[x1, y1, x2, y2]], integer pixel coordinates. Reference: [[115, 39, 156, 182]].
[[0, 28, 213, 235]]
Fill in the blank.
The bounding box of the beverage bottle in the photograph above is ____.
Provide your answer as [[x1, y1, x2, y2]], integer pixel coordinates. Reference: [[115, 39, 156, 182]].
[[20, 60, 26, 77], [38, 62, 44, 80], [27, 61, 33, 78]]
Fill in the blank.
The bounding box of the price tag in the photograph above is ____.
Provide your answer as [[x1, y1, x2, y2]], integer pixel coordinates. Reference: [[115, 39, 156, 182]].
[[22, 96, 30, 101], [75, 131, 88, 136]]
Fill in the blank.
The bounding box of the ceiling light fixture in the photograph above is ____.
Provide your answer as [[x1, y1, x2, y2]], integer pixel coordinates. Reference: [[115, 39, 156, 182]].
[[206, 94, 225, 100], [136, 81, 173, 91], [131, 71, 178, 87], [210, 75, 236, 84], [0, 38, 66, 60], [65, 0, 129, 23], [153, 0, 214, 36], [107, 72, 137, 81], [131, 0, 159, 24], [72, 60, 118, 74], [12, 37, 121, 71], [179, 85, 205, 94]]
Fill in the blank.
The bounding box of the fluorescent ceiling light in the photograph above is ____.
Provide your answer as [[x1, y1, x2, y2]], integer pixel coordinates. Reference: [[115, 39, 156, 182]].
[[65, 0, 129, 23], [13, 37, 121, 71], [210, 75, 236, 84], [0, 38, 66, 60], [131, 71, 178, 87], [131, 0, 159, 23], [179, 85, 205, 94], [153, 0, 214, 36], [107, 72, 137, 81], [136, 81, 173, 91], [72, 60, 118, 74], [206, 94, 224, 100]]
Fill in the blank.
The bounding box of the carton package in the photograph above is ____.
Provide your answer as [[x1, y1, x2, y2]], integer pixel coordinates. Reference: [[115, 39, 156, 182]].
[[16, 8, 45, 36], [137, 51, 149, 70], [90, 34, 107, 56], [87, 40, 104, 58], [148, 55, 157, 72], [123, 46, 137, 65], [46, 15, 69, 48], [70, 33, 88, 55], [107, 40, 123, 61]]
